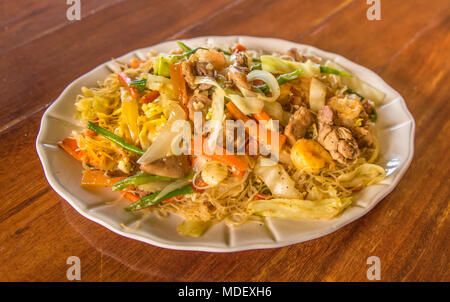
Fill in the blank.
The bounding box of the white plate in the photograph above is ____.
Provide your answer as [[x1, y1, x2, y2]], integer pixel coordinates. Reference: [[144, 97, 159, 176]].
[[36, 36, 415, 252]]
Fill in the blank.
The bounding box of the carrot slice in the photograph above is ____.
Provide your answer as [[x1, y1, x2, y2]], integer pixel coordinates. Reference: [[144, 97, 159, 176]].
[[140, 91, 160, 104], [253, 111, 271, 122], [120, 191, 141, 202], [225, 102, 286, 152], [118, 73, 139, 99], [59, 138, 84, 162], [189, 137, 248, 177], [130, 58, 141, 69], [233, 44, 247, 52], [81, 170, 126, 187], [169, 63, 189, 115]]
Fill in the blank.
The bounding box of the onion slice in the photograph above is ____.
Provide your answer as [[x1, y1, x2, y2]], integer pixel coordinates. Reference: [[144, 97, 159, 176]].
[[246, 70, 280, 102]]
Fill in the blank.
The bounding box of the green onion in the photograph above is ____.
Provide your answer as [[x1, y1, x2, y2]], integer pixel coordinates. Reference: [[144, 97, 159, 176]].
[[256, 69, 303, 93], [87, 121, 145, 155], [320, 66, 352, 77], [112, 172, 175, 192], [345, 88, 365, 100], [130, 79, 147, 92], [177, 41, 192, 52], [370, 108, 378, 122], [176, 47, 208, 59], [125, 184, 194, 211], [251, 57, 261, 63], [250, 63, 262, 71], [217, 48, 232, 55]]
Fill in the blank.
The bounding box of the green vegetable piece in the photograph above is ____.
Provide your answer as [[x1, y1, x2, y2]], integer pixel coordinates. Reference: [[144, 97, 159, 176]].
[[112, 172, 175, 192], [154, 47, 208, 77], [250, 63, 262, 71], [177, 41, 192, 52], [87, 121, 145, 155], [125, 184, 194, 211], [130, 79, 147, 92], [256, 69, 303, 93], [345, 88, 365, 100], [320, 66, 352, 77], [251, 57, 262, 63], [217, 48, 232, 55], [370, 108, 378, 122]]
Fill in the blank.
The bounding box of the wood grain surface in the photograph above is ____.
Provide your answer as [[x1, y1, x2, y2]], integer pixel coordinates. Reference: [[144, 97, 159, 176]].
[[0, 0, 448, 282]]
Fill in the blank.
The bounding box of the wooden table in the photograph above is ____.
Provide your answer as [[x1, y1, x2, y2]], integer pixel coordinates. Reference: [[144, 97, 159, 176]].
[[0, 0, 448, 282]]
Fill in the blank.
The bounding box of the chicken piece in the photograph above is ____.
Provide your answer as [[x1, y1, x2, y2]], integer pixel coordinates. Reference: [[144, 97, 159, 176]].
[[140, 155, 191, 178], [228, 66, 252, 92], [287, 48, 306, 62], [284, 107, 314, 145], [181, 60, 197, 90], [187, 91, 212, 122], [234, 52, 249, 69], [362, 99, 375, 116], [317, 106, 360, 164], [352, 126, 373, 148]]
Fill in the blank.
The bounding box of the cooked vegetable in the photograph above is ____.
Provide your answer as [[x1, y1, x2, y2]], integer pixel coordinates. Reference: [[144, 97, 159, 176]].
[[112, 172, 175, 191], [125, 184, 194, 211], [190, 137, 248, 177], [254, 157, 301, 199], [177, 220, 211, 237], [137, 103, 186, 164], [325, 61, 385, 103], [319, 66, 352, 77], [87, 121, 145, 155], [121, 191, 141, 202], [309, 78, 327, 112], [130, 79, 147, 92], [217, 48, 232, 55], [226, 102, 287, 152], [337, 163, 386, 188], [201, 161, 228, 186], [261, 55, 320, 77], [256, 70, 303, 94], [81, 170, 126, 186], [370, 108, 378, 122], [118, 73, 139, 98], [248, 197, 353, 220], [140, 91, 160, 104], [169, 63, 188, 112], [177, 40, 192, 52], [153, 179, 192, 203], [120, 87, 140, 144], [59, 138, 84, 162], [129, 58, 141, 69], [290, 139, 333, 173], [245, 70, 280, 102], [154, 47, 208, 77]]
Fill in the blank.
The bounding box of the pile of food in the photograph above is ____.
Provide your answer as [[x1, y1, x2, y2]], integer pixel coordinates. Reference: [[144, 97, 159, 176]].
[[59, 41, 386, 236]]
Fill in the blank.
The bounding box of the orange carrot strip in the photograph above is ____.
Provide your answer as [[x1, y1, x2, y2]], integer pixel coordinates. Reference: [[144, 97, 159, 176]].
[[120, 191, 141, 203], [189, 137, 248, 177], [226, 102, 286, 152], [169, 63, 189, 115], [140, 91, 160, 104], [58, 138, 84, 162], [253, 193, 270, 200], [253, 111, 271, 122], [130, 58, 141, 69], [233, 44, 247, 52], [118, 73, 139, 99], [81, 170, 126, 187]]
